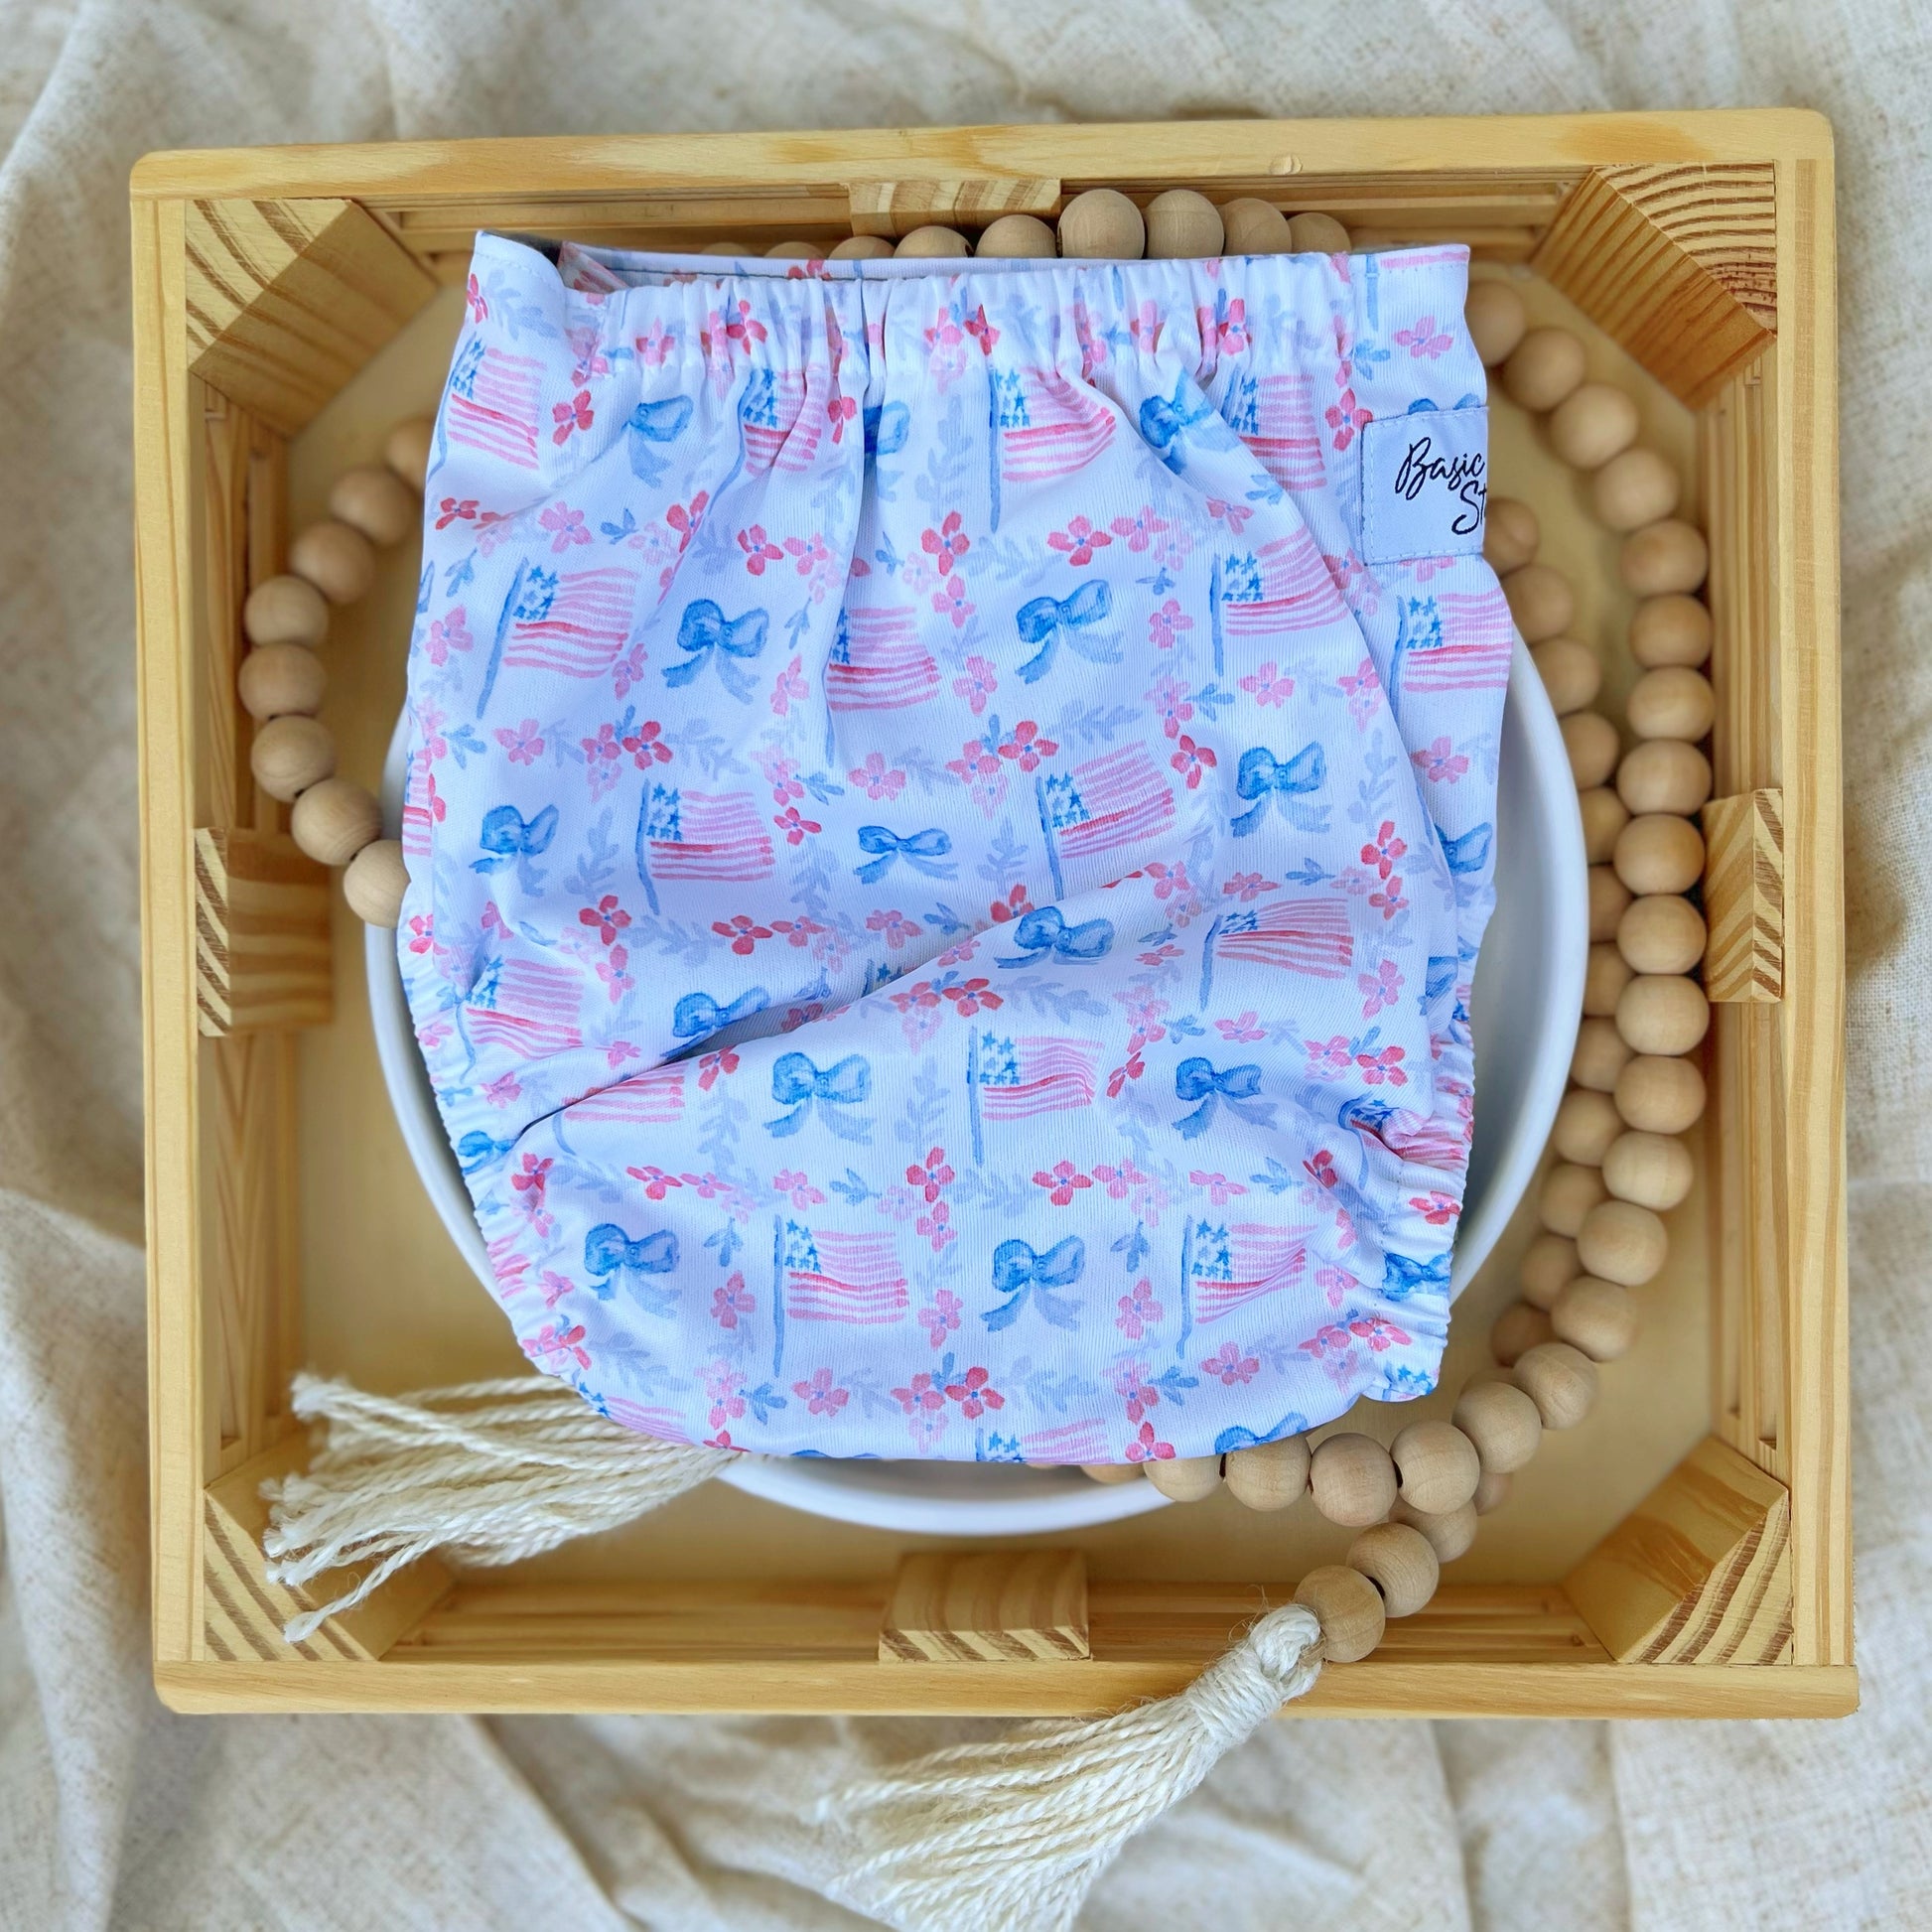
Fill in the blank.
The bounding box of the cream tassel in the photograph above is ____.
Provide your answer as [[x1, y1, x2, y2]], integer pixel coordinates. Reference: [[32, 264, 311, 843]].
[[261, 1373, 730, 1642], [817, 1601, 1326, 1932]]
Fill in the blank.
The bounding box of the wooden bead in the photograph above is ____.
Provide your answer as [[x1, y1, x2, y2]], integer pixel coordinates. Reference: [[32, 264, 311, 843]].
[[289, 520, 375, 605], [1602, 1131, 1696, 1211], [1491, 1302, 1555, 1366], [1613, 814, 1705, 896], [1057, 189, 1145, 259], [1472, 1467, 1513, 1514], [1295, 1564, 1385, 1662], [249, 714, 336, 802], [1552, 1277, 1640, 1361], [1452, 1379, 1543, 1473], [828, 235, 895, 260], [1630, 593, 1713, 669], [1616, 974, 1710, 1057], [383, 418, 434, 490], [344, 838, 409, 927], [290, 777, 383, 868], [764, 239, 818, 258], [1465, 280, 1528, 366], [237, 642, 326, 721], [1553, 1088, 1623, 1167], [1540, 1160, 1608, 1236], [1288, 210, 1350, 253], [975, 214, 1056, 258], [1548, 383, 1639, 470], [1513, 1341, 1598, 1430], [1079, 1461, 1146, 1484], [1565, 713, 1621, 791], [1390, 1421, 1480, 1515], [1627, 667, 1715, 745], [1391, 1495, 1478, 1563], [242, 573, 329, 649], [1483, 496, 1540, 574], [1591, 448, 1680, 532], [1502, 563, 1575, 643], [1577, 1200, 1669, 1288], [1143, 190, 1223, 259], [1222, 1435, 1310, 1510], [1532, 637, 1599, 716], [1571, 1017, 1633, 1094], [895, 226, 970, 257], [1621, 519, 1710, 598], [1145, 1453, 1222, 1502], [1617, 895, 1707, 976], [1346, 1523, 1439, 1617], [1584, 942, 1635, 1017], [1520, 1231, 1580, 1311], [1502, 327, 1587, 412], [1310, 1433, 1398, 1528], [1579, 787, 1630, 864], [329, 466, 417, 546], [1617, 739, 1712, 817], [1587, 865, 1632, 944], [1615, 1054, 1708, 1135], [1217, 198, 1293, 254]]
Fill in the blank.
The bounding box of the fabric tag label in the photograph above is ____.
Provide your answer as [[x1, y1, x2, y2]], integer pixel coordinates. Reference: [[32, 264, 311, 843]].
[[1359, 407, 1489, 564]]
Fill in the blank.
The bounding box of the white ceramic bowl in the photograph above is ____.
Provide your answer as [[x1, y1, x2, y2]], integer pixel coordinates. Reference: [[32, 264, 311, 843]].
[[368, 643, 1585, 1534]]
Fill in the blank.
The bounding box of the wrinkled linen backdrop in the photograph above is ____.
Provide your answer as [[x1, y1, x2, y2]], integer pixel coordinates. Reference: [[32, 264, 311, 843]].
[[0, 3, 1925, 1927]]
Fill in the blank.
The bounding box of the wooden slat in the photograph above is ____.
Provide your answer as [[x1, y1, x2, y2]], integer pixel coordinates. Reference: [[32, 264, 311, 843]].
[[185, 198, 438, 434], [193, 829, 332, 1035], [846, 176, 1059, 236], [880, 1551, 1089, 1663], [1565, 1437, 1792, 1664], [1703, 789, 1785, 1001]]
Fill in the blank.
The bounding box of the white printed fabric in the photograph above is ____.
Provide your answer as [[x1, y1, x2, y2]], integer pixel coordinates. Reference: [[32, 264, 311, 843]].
[[397, 231, 1509, 1463]]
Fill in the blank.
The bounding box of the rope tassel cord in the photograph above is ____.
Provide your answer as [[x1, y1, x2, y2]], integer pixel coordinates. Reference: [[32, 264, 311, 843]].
[[261, 1373, 729, 1642]]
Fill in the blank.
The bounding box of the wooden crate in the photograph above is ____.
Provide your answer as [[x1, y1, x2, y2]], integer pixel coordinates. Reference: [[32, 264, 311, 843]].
[[134, 112, 1849, 1718]]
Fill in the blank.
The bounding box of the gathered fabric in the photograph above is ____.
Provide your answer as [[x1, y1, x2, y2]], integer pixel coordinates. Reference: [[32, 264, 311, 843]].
[[399, 231, 1507, 1461]]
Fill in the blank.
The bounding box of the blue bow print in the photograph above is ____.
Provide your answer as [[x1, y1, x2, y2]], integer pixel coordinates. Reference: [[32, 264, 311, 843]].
[[1441, 821, 1493, 907], [472, 801, 559, 887], [1229, 743, 1328, 837], [671, 986, 769, 1042], [864, 400, 910, 458], [1015, 579, 1116, 683], [1214, 1412, 1311, 1455], [1138, 371, 1221, 468], [855, 825, 955, 885], [1383, 1251, 1451, 1302], [625, 394, 694, 483], [986, 1235, 1086, 1332], [1174, 1056, 1276, 1139], [664, 598, 768, 702], [995, 904, 1114, 969], [456, 1129, 515, 1175], [767, 1051, 873, 1143], [584, 1222, 681, 1312]]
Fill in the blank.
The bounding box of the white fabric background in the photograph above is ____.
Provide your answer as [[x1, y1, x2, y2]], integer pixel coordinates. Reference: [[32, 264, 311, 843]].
[[0, 3, 1925, 1926]]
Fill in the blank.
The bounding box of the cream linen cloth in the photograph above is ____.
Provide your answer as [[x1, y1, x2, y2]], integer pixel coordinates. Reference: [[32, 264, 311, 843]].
[[0, 3, 1926, 1926]]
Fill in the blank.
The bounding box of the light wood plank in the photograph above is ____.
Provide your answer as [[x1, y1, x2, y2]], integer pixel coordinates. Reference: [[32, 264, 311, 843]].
[[1703, 789, 1785, 1001], [880, 1551, 1089, 1663], [193, 829, 332, 1034], [846, 176, 1059, 236]]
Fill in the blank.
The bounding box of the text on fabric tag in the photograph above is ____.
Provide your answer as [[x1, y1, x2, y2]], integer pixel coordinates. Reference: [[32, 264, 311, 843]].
[[1360, 407, 1489, 565]]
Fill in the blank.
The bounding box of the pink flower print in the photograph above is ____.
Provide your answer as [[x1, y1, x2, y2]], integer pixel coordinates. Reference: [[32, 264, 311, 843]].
[[1201, 1340, 1260, 1387], [1138, 941, 1182, 968], [867, 907, 921, 951], [946, 732, 1007, 813], [770, 654, 807, 716], [1114, 1362, 1162, 1423], [417, 706, 451, 761], [1315, 1264, 1354, 1310], [1171, 735, 1216, 790], [1149, 599, 1193, 651], [933, 574, 976, 629], [1033, 1162, 1093, 1207], [989, 884, 1034, 924], [1338, 656, 1382, 721], [494, 718, 543, 764], [1300, 1321, 1353, 1365], [892, 1370, 946, 1417], [1047, 515, 1112, 567], [1128, 300, 1164, 351], [998, 720, 1058, 772], [711, 1274, 755, 1329], [1213, 1011, 1266, 1045], [722, 298, 766, 352], [627, 1164, 685, 1201], [849, 752, 905, 801], [540, 503, 591, 551], [1206, 496, 1255, 537], [424, 606, 474, 666], [566, 327, 612, 385], [784, 530, 832, 579], [1306, 1148, 1339, 1191], [1197, 295, 1248, 355], [916, 1198, 956, 1252], [697, 1046, 740, 1090], [888, 979, 942, 1018], [595, 943, 633, 1003], [922, 511, 971, 574], [712, 913, 773, 956], [1147, 861, 1192, 905], [552, 388, 594, 445], [769, 914, 827, 951], [953, 655, 998, 715], [1411, 1190, 1460, 1225], [1221, 872, 1279, 902], [945, 1366, 1004, 1420], [1306, 1035, 1352, 1079], [1239, 659, 1294, 707], [634, 321, 675, 366], [757, 747, 804, 805], [581, 721, 627, 800], [934, 937, 979, 969], [622, 718, 672, 768], [963, 305, 999, 355], [918, 1289, 963, 1348], [938, 976, 1002, 1018], [1116, 1278, 1164, 1339], [1349, 1314, 1412, 1352], [539, 1270, 574, 1311], [1412, 735, 1470, 784], [524, 1321, 590, 1372], [795, 1367, 850, 1417], [1369, 875, 1408, 921], [905, 1148, 955, 1203], [1091, 1162, 1146, 1204], [579, 895, 631, 945], [1360, 958, 1403, 1018], [1147, 674, 1193, 741], [613, 639, 650, 701], [1395, 314, 1453, 359], [465, 273, 487, 323], [738, 525, 783, 575], [1358, 1044, 1409, 1087], [773, 1169, 824, 1210], [666, 493, 708, 552], [483, 1070, 522, 1109], [1361, 821, 1407, 881], [1325, 388, 1372, 452], [1110, 506, 1170, 553], [435, 495, 479, 530], [772, 805, 821, 846], [1126, 1421, 1175, 1463], [1189, 1170, 1249, 1206], [827, 392, 858, 442], [510, 1153, 551, 1205]]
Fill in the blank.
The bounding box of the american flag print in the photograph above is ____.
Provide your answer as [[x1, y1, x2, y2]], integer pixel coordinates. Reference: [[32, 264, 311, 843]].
[[1396, 589, 1514, 694], [499, 564, 639, 679], [742, 363, 828, 473], [1186, 1220, 1310, 1324], [1227, 372, 1325, 490], [567, 1066, 685, 1124], [777, 1221, 908, 1324], [465, 956, 584, 1059], [1037, 744, 1175, 864], [1218, 528, 1347, 636], [1020, 1417, 1109, 1464], [994, 366, 1116, 483], [1214, 898, 1354, 978], [825, 607, 940, 711], [640, 786, 774, 883], [447, 338, 544, 470], [973, 1032, 1101, 1121], [400, 748, 437, 862]]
